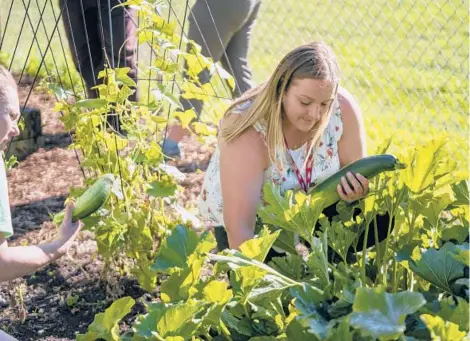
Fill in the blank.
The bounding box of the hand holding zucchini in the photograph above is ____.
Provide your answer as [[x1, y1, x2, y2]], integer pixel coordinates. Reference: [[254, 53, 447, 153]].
[[54, 174, 115, 225], [308, 154, 406, 208]]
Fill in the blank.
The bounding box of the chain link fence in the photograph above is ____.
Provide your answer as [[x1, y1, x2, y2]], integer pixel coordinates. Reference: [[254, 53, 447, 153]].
[[250, 0, 468, 159], [1, 0, 468, 159]]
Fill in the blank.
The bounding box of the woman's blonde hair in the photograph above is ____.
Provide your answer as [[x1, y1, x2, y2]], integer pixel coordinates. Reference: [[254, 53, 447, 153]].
[[220, 41, 340, 171]]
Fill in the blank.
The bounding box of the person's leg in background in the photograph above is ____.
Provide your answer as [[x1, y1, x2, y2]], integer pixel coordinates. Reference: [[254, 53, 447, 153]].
[[220, 0, 261, 98], [162, 0, 260, 159], [97, 0, 138, 132], [60, 0, 102, 99], [98, 0, 138, 102]]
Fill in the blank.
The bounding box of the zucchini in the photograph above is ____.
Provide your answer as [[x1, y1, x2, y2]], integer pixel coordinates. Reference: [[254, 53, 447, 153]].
[[308, 154, 406, 207], [54, 174, 115, 224]]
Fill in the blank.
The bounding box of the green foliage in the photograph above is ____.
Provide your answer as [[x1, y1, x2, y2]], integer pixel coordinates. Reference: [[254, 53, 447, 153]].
[[15, 2, 466, 340]]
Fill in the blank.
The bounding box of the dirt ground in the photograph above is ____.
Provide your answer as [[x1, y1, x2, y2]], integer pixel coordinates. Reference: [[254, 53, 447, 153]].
[[0, 79, 216, 340]]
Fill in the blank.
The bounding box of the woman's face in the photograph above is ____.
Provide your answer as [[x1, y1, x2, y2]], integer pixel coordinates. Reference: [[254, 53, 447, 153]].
[[0, 85, 20, 151], [282, 78, 335, 133]]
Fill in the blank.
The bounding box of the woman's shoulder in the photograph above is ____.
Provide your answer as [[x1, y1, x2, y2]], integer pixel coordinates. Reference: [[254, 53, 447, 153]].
[[337, 86, 362, 122], [218, 118, 268, 171], [219, 118, 266, 150]]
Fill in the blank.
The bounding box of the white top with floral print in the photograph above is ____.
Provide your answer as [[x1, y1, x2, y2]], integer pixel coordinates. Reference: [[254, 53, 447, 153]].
[[198, 99, 344, 227]]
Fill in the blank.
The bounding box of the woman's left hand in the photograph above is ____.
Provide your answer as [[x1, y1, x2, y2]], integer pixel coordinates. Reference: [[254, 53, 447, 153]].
[[337, 172, 369, 203]]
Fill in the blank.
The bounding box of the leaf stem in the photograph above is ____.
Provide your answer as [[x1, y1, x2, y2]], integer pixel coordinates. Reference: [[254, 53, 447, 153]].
[[220, 321, 233, 341], [361, 218, 372, 286]]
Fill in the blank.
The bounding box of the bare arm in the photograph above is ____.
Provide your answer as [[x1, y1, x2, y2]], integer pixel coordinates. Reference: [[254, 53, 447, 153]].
[[0, 204, 82, 282], [337, 86, 367, 165], [219, 122, 268, 250], [336, 87, 369, 202]]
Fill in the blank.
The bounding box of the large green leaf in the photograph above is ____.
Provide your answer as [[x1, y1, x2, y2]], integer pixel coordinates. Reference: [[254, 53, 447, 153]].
[[132, 303, 166, 340], [272, 229, 298, 255], [402, 138, 448, 193], [77, 297, 135, 341], [286, 318, 321, 341], [256, 183, 295, 230], [151, 225, 199, 272], [258, 183, 324, 242], [160, 259, 203, 303], [202, 280, 233, 305], [404, 312, 432, 340], [248, 274, 296, 303], [306, 232, 330, 289], [438, 297, 469, 332], [449, 180, 469, 208], [441, 225, 469, 244], [349, 287, 426, 341], [325, 319, 354, 341], [331, 263, 360, 304], [326, 220, 358, 264], [453, 246, 470, 267], [296, 314, 328, 340], [221, 311, 254, 337], [422, 296, 469, 332], [420, 314, 467, 341], [156, 300, 204, 339], [327, 299, 353, 319], [290, 283, 325, 313], [240, 227, 281, 262], [270, 254, 304, 281], [131, 258, 158, 293], [407, 242, 466, 295], [231, 265, 268, 299], [418, 189, 455, 228]]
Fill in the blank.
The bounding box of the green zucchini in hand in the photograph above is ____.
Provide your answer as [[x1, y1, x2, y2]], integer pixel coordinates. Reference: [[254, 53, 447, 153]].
[[308, 154, 406, 207], [54, 174, 115, 224]]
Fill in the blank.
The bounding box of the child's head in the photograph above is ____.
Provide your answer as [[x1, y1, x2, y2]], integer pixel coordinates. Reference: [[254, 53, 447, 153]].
[[0, 66, 20, 151], [222, 41, 340, 168]]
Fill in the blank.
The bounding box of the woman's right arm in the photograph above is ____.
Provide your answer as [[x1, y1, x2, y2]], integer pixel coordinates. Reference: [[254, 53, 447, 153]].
[[219, 124, 268, 250]]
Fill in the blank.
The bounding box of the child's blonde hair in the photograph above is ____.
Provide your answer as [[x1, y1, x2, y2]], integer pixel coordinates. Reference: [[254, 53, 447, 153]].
[[0, 66, 20, 121], [0, 66, 17, 90]]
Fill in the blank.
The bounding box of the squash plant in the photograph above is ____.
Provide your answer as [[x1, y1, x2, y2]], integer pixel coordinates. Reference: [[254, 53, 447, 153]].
[[78, 138, 469, 340], [46, 0, 233, 291]]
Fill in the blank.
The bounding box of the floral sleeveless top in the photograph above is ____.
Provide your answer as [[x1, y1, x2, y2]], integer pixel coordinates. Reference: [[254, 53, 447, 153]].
[[198, 99, 344, 227]]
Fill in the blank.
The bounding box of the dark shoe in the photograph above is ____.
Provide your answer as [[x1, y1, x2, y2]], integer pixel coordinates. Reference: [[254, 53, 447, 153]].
[[160, 138, 181, 160]]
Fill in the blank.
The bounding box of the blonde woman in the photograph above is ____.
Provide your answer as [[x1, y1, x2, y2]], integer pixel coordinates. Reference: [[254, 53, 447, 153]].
[[198, 42, 393, 260]]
